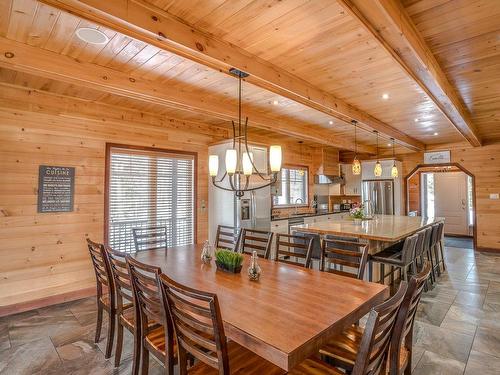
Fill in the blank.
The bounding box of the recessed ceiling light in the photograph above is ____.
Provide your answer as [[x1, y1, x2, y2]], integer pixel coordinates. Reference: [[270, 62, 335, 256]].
[[272, 100, 279, 106], [329, 120, 333, 125], [414, 118, 419, 122], [434, 132, 439, 136], [75, 27, 109, 45], [387, 143, 392, 147], [382, 93, 389, 100]]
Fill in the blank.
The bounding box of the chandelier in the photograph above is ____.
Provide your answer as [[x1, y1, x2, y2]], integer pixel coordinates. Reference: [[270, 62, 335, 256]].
[[208, 68, 282, 197]]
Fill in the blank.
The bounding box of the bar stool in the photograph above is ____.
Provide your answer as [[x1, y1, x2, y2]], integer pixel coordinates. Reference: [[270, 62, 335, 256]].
[[429, 224, 442, 278], [371, 234, 418, 290], [435, 221, 446, 272]]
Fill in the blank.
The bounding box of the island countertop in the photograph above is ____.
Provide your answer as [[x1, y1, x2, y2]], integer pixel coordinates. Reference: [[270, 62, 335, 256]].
[[291, 215, 444, 242]]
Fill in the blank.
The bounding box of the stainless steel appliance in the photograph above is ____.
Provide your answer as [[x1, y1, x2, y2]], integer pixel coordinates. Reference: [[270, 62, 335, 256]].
[[314, 174, 344, 185], [361, 179, 394, 215]]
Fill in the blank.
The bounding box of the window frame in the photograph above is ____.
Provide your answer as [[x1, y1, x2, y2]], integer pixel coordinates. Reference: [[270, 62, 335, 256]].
[[272, 165, 309, 208], [104, 143, 198, 247]]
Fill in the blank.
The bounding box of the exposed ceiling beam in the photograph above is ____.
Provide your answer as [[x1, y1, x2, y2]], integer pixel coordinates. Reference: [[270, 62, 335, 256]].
[[0, 36, 375, 153], [39, 0, 424, 151], [337, 0, 481, 147]]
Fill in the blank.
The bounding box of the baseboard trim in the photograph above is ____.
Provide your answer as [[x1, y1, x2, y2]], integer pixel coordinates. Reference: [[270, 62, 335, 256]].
[[0, 287, 96, 318], [476, 246, 500, 254], [445, 233, 473, 238]]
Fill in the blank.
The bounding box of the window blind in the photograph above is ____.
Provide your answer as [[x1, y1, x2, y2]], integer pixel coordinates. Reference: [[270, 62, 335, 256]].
[[107, 146, 195, 253]]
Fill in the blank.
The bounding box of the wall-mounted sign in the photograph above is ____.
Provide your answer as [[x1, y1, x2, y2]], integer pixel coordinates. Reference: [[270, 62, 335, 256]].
[[424, 150, 451, 164], [38, 166, 75, 213]]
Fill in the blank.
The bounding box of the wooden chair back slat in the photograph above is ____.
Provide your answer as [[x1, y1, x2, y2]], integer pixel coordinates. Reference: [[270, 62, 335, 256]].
[[389, 262, 432, 375], [105, 247, 134, 310], [214, 225, 241, 252], [132, 226, 168, 252], [240, 229, 273, 259], [352, 282, 407, 375], [321, 238, 369, 279], [126, 257, 163, 329], [87, 238, 114, 302], [159, 273, 230, 374], [274, 233, 314, 268]]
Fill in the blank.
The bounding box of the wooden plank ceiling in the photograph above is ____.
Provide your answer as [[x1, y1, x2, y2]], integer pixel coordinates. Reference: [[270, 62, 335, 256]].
[[0, 0, 497, 152]]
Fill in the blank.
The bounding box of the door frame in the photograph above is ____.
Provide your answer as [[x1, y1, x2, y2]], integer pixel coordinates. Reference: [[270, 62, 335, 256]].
[[404, 162, 477, 250]]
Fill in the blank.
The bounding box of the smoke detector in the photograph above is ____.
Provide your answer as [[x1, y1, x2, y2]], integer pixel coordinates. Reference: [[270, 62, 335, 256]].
[[75, 27, 109, 45]]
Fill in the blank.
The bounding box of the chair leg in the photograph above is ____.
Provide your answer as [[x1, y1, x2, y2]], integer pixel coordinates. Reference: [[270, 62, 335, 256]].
[[402, 266, 408, 282], [104, 309, 115, 359], [114, 322, 124, 367], [434, 244, 442, 277], [380, 263, 385, 284], [440, 240, 446, 271], [95, 302, 103, 344], [427, 249, 436, 284], [132, 327, 141, 375], [141, 344, 149, 375]]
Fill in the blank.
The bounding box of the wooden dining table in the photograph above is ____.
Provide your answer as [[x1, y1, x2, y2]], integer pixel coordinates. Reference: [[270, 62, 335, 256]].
[[132, 243, 389, 371]]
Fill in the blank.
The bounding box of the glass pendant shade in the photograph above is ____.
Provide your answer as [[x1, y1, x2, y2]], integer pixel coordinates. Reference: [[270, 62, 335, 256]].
[[208, 155, 219, 177], [269, 145, 282, 172], [391, 163, 399, 178], [374, 161, 382, 177], [352, 157, 361, 175], [225, 149, 237, 175], [242, 152, 254, 176]]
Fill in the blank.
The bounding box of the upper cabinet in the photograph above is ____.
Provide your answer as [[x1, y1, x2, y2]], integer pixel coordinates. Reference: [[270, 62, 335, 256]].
[[314, 147, 340, 176], [341, 164, 361, 195]]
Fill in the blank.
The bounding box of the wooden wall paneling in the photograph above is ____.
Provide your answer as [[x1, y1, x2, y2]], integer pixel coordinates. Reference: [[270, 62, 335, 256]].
[[39, 0, 425, 151]]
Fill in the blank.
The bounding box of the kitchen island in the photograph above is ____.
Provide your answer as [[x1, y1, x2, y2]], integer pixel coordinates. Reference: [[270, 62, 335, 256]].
[[291, 215, 444, 280]]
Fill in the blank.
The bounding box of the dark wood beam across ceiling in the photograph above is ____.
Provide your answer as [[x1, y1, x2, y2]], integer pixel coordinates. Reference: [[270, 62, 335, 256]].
[[39, 0, 425, 152]]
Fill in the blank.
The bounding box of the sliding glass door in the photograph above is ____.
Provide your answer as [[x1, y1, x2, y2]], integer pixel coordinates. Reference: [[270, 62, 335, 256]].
[[106, 145, 196, 253]]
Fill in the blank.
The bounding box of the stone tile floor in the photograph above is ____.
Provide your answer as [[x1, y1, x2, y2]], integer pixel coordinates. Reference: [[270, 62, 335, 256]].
[[1, 241, 499, 374]]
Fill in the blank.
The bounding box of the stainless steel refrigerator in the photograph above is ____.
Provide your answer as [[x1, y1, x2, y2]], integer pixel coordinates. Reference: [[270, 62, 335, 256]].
[[362, 180, 394, 215]]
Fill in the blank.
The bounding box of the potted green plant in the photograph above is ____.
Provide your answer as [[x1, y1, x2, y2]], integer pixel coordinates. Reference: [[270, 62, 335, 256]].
[[215, 249, 244, 274]]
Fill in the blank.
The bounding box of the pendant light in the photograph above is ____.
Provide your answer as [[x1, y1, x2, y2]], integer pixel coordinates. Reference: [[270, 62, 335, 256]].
[[208, 68, 282, 197], [390, 138, 398, 178], [373, 130, 382, 177], [351, 120, 361, 175]]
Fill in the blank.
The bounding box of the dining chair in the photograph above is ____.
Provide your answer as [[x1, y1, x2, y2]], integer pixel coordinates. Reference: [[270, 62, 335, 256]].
[[410, 230, 426, 275], [86, 238, 115, 359], [371, 233, 418, 287], [158, 273, 285, 375], [132, 226, 168, 252], [239, 228, 273, 259], [127, 257, 176, 375], [105, 247, 140, 373], [320, 237, 369, 279], [274, 233, 314, 268], [390, 262, 432, 375], [290, 282, 408, 375], [214, 225, 241, 251]]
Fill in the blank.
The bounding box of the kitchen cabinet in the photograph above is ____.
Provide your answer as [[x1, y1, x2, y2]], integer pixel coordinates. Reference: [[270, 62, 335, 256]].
[[341, 164, 361, 195], [271, 220, 288, 234]]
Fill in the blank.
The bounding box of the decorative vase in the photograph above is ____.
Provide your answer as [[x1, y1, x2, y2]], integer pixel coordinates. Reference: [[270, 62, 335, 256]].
[[215, 260, 242, 274], [200, 240, 213, 263], [247, 251, 262, 281]]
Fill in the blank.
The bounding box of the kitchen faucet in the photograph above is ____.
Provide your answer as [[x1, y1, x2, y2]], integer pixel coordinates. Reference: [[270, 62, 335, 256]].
[[294, 197, 304, 215]]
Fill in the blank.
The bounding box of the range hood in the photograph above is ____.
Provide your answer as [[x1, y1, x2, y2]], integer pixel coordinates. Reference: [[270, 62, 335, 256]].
[[314, 174, 344, 185]]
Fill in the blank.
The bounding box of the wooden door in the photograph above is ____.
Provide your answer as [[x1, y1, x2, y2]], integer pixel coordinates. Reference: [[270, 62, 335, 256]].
[[434, 172, 468, 235]]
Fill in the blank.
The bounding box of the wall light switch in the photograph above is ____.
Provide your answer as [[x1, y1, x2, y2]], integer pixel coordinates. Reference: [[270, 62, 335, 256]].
[[490, 193, 499, 200]]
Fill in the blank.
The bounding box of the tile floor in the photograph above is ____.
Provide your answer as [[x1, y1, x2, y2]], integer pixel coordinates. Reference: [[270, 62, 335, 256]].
[[1, 240, 499, 374]]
